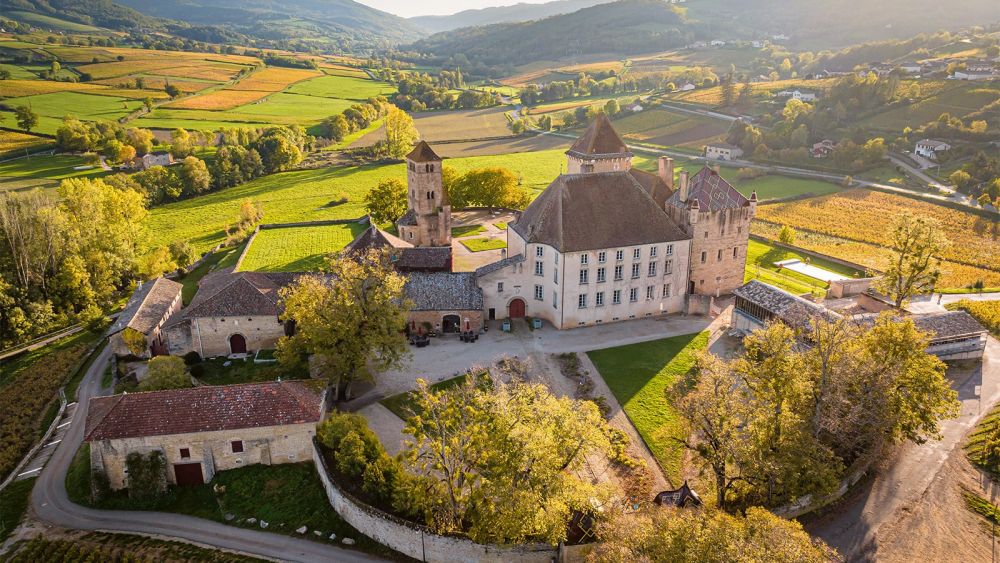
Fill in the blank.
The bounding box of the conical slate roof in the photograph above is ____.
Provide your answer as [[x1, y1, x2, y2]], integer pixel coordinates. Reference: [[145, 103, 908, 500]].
[[406, 141, 441, 162], [566, 113, 631, 158]]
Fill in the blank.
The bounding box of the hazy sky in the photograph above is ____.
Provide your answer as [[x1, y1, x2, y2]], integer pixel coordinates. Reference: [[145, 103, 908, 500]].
[[359, 0, 551, 18]]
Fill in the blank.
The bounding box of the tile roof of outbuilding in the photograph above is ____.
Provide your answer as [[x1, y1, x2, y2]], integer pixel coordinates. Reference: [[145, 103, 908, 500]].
[[107, 277, 182, 336], [566, 113, 631, 159], [912, 311, 987, 340], [84, 381, 323, 441], [666, 166, 750, 212], [404, 272, 483, 311], [407, 141, 442, 163], [179, 271, 299, 320], [734, 280, 841, 328], [511, 171, 689, 253], [343, 225, 413, 254]]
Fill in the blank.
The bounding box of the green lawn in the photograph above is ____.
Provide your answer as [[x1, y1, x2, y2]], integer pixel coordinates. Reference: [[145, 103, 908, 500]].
[[743, 239, 864, 297], [0, 477, 36, 542], [193, 357, 304, 384], [493, 221, 508, 230], [460, 237, 507, 252], [176, 243, 246, 305], [0, 92, 143, 135], [380, 372, 484, 420], [147, 149, 567, 253], [238, 223, 365, 272], [65, 445, 386, 555], [285, 75, 395, 100], [451, 224, 486, 237], [587, 331, 709, 481], [0, 154, 107, 190]]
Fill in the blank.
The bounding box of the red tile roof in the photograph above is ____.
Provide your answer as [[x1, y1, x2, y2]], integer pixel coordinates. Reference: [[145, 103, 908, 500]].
[[85, 381, 323, 441]]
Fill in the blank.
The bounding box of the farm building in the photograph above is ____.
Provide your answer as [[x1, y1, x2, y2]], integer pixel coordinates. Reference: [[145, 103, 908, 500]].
[[85, 381, 325, 490], [704, 142, 744, 160], [107, 277, 183, 358], [811, 139, 836, 158], [915, 139, 951, 159], [129, 151, 174, 170]]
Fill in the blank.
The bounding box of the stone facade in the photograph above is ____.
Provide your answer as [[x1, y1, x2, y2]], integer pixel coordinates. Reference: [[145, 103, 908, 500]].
[[397, 142, 451, 247], [91, 423, 316, 490], [408, 310, 484, 334], [164, 315, 286, 358], [107, 278, 183, 358]]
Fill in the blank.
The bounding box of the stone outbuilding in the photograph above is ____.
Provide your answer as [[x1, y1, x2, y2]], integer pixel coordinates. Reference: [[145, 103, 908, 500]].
[[107, 277, 183, 358], [85, 381, 326, 489], [405, 271, 484, 334]]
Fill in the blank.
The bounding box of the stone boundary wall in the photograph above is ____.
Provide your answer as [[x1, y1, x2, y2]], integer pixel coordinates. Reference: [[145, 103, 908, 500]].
[[749, 234, 875, 275], [311, 440, 557, 562], [233, 217, 369, 272], [0, 389, 66, 492], [772, 457, 874, 519]]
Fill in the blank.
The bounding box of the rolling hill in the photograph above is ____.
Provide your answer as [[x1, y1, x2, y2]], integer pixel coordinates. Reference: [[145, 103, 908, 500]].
[[409, 0, 612, 34]]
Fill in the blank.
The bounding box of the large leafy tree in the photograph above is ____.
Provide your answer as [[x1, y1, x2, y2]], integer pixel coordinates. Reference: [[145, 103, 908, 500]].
[[452, 167, 530, 210], [277, 249, 410, 400], [364, 178, 407, 225], [139, 356, 191, 391], [379, 107, 418, 160], [876, 212, 949, 307]]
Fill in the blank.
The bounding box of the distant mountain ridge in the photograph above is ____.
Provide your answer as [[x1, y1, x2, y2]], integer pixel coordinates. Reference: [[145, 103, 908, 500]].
[[409, 0, 612, 34], [0, 0, 164, 31]]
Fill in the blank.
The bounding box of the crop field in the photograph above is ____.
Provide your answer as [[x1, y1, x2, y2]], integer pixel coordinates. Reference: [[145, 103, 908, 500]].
[[286, 75, 394, 100], [320, 64, 369, 78], [946, 300, 1000, 337], [166, 89, 271, 110], [228, 92, 354, 121], [238, 223, 365, 272], [135, 110, 274, 131], [0, 91, 143, 135], [228, 67, 321, 92], [412, 106, 513, 141], [756, 189, 1000, 272], [612, 109, 729, 148], [0, 131, 52, 157], [0, 79, 105, 97], [93, 76, 216, 93], [147, 149, 568, 253], [864, 85, 1000, 131], [751, 220, 1000, 289], [421, 134, 572, 158]]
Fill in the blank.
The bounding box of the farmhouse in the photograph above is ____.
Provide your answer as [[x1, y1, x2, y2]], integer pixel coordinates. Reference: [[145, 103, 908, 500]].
[[953, 64, 998, 80], [85, 381, 325, 489], [107, 277, 183, 358], [705, 142, 744, 160], [914, 139, 951, 159], [129, 151, 173, 171], [775, 89, 818, 102]]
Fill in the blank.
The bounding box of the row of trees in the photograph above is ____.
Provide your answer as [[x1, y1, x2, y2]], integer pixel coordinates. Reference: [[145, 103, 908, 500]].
[[371, 69, 500, 112], [320, 97, 392, 143]]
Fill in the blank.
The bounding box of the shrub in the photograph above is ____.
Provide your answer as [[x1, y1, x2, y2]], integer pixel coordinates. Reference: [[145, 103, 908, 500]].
[[125, 451, 166, 500], [183, 351, 202, 365], [189, 364, 205, 378]]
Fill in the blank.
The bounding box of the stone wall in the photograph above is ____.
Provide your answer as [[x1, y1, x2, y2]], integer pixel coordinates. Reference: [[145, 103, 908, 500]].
[[408, 310, 484, 333], [312, 440, 558, 563], [181, 315, 285, 358], [92, 423, 316, 490], [828, 277, 876, 298], [688, 206, 753, 296]]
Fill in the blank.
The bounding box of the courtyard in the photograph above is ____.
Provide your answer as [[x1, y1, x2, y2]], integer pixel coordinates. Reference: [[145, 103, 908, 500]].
[[449, 209, 516, 271]]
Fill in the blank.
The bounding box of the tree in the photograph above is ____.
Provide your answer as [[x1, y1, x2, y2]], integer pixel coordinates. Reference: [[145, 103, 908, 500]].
[[381, 107, 419, 160], [454, 167, 530, 210], [778, 225, 796, 244], [164, 84, 180, 98], [139, 355, 191, 391], [720, 74, 736, 107], [51, 60, 61, 75], [121, 327, 148, 356], [143, 97, 154, 112], [604, 98, 620, 116], [252, 128, 303, 173], [13, 106, 38, 133], [233, 199, 263, 238], [398, 376, 613, 544], [168, 241, 198, 269], [949, 169, 972, 190], [589, 506, 828, 562], [875, 213, 949, 307], [170, 128, 192, 158], [126, 128, 154, 155], [323, 114, 351, 142], [364, 178, 408, 225], [0, 69, 11, 80], [178, 156, 211, 196], [277, 249, 410, 400], [142, 245, 177, 277]]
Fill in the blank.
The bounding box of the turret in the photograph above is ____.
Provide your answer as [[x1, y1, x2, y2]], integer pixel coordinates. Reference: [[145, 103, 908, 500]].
[[565, 113, 632, 174]]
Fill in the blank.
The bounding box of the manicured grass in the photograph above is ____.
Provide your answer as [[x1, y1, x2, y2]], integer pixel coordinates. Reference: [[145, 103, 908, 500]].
[[493, 221, 508, 230], [65, 448, 386, 555], [193, 357, 303, 385], [147, 149, 566, 254], [238, 223, 365, 272], [460, 237, 507, 252], [744, 239, 863, 297], [0, 91, 143, 135], [285, 75, 395, 100], [380, 372, 484, 420], [587, 331, 710, 481], [0, 477, 36, 542], [451, 224, 486, 237]]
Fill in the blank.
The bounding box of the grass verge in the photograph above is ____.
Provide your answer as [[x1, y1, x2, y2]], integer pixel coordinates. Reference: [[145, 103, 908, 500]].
[[460, 237, 507, 252], [451, 224, 486, 237], [0, 477, 36, 542]]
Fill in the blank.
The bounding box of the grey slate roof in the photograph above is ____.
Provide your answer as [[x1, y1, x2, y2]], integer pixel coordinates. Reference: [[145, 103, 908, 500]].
[[475, 254, 526, 277], [666, 166, 749, 213], [734, 280, 840, 328], [912, 311, 987, 340], [407, 141, 442, 163], [179, 271, 299, 320], [396, 247, 452, 271], [566, 113, 631, 159], [511, 171, 690, 253], [398, 209, 418, 226], [107, 277, 182, 336], [405, 272, 483, 311]]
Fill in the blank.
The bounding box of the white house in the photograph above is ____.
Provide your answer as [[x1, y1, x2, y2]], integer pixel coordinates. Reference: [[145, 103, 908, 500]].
[[953, 65, 998, 80], [776, 89, 818, 102], [129, 151, 174, 171], [914, 139, 951, 159], [677, 82, 696, 92], [705, 143, 744, 161], [899, 62, 922, 74]]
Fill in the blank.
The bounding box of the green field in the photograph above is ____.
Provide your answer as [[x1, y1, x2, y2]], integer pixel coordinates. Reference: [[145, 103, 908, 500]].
[[238, 223, 365, 272], [147, 149, 567, 253], [744, 239, 863, 297], [460, 237, 507, 252], [0, 63, 40, 80], [0, 154, 106, 182], [587, 331, 710, 481], [7, 10, 101, 31], [0, 477, 35, 542], [286, 75, 394, 100], [228, 93, 355, 121], [1, 91, 142, 135], [865, 85, 1000, 132]]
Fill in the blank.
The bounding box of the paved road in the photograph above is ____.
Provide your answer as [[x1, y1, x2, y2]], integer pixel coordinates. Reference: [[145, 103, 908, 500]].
[[0, 324, 84, 362], [29, 345, 384, 563], [807, 336, 1000, 560]]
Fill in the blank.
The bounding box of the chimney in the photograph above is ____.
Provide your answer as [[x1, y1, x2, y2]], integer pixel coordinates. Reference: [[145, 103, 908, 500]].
[[678, 170, 689, 203], [658, 156, 674, 189]]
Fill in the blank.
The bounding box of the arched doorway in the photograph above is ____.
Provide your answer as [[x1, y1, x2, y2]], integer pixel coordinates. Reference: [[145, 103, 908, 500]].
[[229, 333, 247, 354], [442, 315, 461, 333], [508, 298, 526, 319]]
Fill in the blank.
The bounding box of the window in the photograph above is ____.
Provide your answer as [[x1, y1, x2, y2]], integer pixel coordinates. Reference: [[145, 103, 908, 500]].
[[596, 292, 605, 306], [497, 282, 504, 293], [733, 247, 738, 258], [580, 254, 589, 265], [408, 232, 413, 240], [612, 290, 622, 305], [665, 259, 673, 274], [231, 440, 244, 453], [536, 246, 544, 257], [646, 286, 655, 300], [648, 262, 657, 277], [701, 251, 707, 264], [179, 448, 190, 459], [738, 226, 742, 234], [553, 291, 558, 309], [534, 285, 544, 300], [616, 250, 624, 261], [718, 249, 723, 262], [631, 263, 641, 279], [663, 283, 671, 298], [650, 246, 658, 257], [633, 248, 641, 260], [614, 265, 624, 281], [578, 294, 588, 309], [554, 268, 559, 284], [666, 244, 673, 256], [704, 231, 709, 238], [579, 269, 589, 284], [598, 251, 607, 263], [629, 288, 639, 302], [597, 267, 606, 283], [535, 261, 544, 276]]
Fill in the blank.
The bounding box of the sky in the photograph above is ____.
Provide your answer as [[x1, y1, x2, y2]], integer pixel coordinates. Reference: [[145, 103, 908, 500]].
[[358, 0, 552, 18]]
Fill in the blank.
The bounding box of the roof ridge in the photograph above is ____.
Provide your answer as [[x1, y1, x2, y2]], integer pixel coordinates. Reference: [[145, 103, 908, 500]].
[[85, 393, 127, 441], [183, 275, 269, 319]]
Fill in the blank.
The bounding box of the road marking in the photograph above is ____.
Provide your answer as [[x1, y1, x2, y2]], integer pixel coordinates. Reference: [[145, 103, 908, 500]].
[[44, 439, 61, 447], [57, 421, 71, 428], [18, 468, 40, 476]]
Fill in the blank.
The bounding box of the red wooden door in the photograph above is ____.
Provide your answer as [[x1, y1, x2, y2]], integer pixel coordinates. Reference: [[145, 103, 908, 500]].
[[229, 334, 247, 354], [508, 298, 526, 319], [173, 463, 204, 486]]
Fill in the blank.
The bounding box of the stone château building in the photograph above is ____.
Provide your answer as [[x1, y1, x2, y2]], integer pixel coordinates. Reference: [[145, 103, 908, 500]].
[[396, 141, 452, 247]]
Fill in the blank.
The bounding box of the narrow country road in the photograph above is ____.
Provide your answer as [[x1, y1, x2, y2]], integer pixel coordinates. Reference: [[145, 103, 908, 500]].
[[807, 336, 1000, 560], [29, 344, 385, 563]]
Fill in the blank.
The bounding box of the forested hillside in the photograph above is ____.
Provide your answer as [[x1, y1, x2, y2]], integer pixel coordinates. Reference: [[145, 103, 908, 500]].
[[410, 0, 611, 34], [0, 0, 162, 31]]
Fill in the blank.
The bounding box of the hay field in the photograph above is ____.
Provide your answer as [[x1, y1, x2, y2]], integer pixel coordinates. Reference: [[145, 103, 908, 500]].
[[238, 223, 366, 272], [228, 67, 321, 92], [93, 76, 215, 93], [0, 79, 107, 97], [412, 107, 513, 141], [166, 89, 272, 111]]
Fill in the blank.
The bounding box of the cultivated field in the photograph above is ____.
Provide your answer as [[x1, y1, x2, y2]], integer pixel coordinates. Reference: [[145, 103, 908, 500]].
[[166, 89, 272, 110], [668, 78, 839, 107], [239, 223, 366, 272], [864, 84, 1000, 132], [0, 130, 52, 157], [227, 67, 321, 92], [0, 91, 143, 135], [413, 106, 514, 141], [286, 75, 394, 100], [612, 108, 729, 149]]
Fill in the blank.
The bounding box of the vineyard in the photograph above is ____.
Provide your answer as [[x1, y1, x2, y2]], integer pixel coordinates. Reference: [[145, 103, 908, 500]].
[[755, 190, 1000, 272], [166, 89, 272, 111], [4, 534, 266, 563], [228, 67, 321, 92], [946, 300, 1000, 337], [0, 130, 51, 156]]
